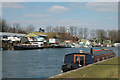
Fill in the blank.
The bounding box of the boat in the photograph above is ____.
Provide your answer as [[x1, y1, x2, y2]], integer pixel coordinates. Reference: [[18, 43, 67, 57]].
[[51, 44, 70, 48], [14, 42, 44, 50], [62, 48, 116, 72]]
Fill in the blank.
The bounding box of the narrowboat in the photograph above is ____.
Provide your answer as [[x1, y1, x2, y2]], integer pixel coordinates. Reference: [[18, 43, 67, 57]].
[[62, 48, 115, 72], [51, 44, 71, 48], [14, 42, 44, 50]]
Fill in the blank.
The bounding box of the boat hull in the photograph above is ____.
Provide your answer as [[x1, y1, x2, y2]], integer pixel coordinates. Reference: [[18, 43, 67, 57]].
[[14, 45, 43, 50]]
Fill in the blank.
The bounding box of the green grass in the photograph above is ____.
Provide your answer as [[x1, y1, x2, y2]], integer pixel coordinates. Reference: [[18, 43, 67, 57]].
[[52, 57, 119, 78]]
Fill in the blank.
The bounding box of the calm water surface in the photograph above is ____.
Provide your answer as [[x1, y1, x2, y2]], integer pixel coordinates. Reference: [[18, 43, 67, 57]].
[[2, 47, 119, 78]]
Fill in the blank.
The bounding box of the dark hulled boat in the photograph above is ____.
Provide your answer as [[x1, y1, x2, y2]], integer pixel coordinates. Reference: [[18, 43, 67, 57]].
[[14, 42, 44, 50], [62, 48, 115, 72]]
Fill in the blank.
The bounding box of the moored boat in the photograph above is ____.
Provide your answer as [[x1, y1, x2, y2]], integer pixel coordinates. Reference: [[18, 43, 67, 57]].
[[14, 42, 44, 50], [62, 48, 116, 72]]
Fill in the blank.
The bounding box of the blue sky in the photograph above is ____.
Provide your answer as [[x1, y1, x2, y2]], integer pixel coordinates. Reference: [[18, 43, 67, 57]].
[[2, 2, 118, 30]]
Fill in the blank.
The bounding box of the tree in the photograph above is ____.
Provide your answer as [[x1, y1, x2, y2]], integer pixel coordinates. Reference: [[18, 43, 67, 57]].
[[83, 28, 88, 39], [45, 26, 52, 33], [78, 28, 83, 39], [59, 26, 66, 33], [97, 29, 107, 44], [26, 25, 35, 33], [12, 23, 20, 33], [108, 30, 118, 43], [1, 19, 8, 32], [39, 28, 45, 32], [73, 27, 77, 36], [69, 26, 74, 36], [90, 29, 96, 39]]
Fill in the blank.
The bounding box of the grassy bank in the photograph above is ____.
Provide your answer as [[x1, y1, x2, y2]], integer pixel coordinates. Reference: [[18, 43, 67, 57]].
[[51, 57, 119, 78]]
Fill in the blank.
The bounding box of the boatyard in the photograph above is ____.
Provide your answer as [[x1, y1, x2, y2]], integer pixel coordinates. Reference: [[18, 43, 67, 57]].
[[1, 1, 119, 79], [0, 31, 120, 50]]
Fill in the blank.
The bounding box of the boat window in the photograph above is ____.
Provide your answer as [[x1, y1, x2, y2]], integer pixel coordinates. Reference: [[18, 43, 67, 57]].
[[76, 56, 79, 63], [80, 56, 84, 66], [97, 58, 100, 62], [74, 55, 85, 66], [41, 44, 43, 46], [106, 56, 108, 59], [102, 57, 104, 60]]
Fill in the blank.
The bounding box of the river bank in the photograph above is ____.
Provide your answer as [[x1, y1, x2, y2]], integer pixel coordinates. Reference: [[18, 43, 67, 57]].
[[49, 57, 119, 78]]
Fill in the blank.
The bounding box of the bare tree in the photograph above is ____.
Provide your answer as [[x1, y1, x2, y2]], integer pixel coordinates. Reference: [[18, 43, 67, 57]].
[[96, 29, 107, 44], [90, 29, 96, 39], [69, 26, 74, 36], [78, 28, 84, 39], [0, 18, 2, 32], [26, 25, 35, 33], [83, 28, 88, 39], [73, 27, 77, 36], [59, 26, 66, 33], [1, 19, 8, 32], [45, 26, 52, 33], [108, 30, 118, 43], [53, 26, 59, 33], [12, 23, 21, 33]]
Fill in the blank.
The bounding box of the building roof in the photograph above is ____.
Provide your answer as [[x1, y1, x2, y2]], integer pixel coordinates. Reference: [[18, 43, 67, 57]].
[[25, 32, 47, 37]]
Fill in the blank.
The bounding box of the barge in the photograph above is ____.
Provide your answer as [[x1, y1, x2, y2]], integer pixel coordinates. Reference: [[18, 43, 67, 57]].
[[14, 42, 44, 50], [62, 48, 116, 72]]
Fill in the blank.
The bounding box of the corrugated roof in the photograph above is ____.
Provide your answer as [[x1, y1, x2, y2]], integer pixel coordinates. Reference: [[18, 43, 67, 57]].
[[25, 32, 47, 37]]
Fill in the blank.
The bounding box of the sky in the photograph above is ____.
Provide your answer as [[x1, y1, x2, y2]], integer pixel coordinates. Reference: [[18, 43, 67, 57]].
[[1, 1, 118, 31]]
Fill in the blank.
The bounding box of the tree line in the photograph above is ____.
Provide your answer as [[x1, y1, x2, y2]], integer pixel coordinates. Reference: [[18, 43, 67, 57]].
[[45, 26, 119, 43], [1, 19, 35, 34], [1, 19, 119, 43]]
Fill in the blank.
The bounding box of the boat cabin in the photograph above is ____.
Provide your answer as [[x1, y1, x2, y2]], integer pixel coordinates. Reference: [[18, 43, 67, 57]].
[[62, 53, 94, 72], [64, 53, 94, 66]]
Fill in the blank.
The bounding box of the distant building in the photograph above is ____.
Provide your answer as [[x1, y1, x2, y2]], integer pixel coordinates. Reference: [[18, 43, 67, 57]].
[[102, 37, 112, 45], [25, 32, 47, 43], [64, 40, 73, 44], [66, 29, 70, 35], [25, 32, 47, 38], [48, 37, 60, 44]]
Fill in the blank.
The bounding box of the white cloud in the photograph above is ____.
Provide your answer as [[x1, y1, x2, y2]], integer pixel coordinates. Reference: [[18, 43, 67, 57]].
[[86, 2, 118, 12], [2, 2, 26, 8], [23, 14, 50, 18], [48, 6, 70, 13]]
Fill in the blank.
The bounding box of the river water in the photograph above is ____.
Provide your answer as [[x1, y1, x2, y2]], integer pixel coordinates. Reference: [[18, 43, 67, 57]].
[[2, 47, 119, 78]]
